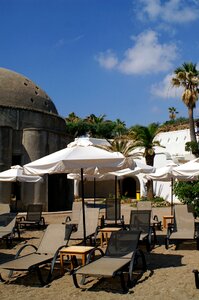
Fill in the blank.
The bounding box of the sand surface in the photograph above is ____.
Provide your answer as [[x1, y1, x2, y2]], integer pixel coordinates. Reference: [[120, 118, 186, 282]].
[[1, 205, 199, 300]]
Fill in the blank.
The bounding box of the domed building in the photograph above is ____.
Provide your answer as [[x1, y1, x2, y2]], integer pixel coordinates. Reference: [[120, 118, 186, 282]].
[[0, 68, 73, 211]]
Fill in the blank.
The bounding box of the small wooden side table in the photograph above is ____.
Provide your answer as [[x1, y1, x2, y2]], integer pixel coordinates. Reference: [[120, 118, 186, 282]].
[[60, 245, 94, 275], [163, 215, 174, 228], [99, 227, 122, 247]]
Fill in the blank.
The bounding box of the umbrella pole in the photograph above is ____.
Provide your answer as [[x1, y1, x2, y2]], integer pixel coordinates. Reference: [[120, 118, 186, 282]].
[[81, 168, 86, 245], [171, 178, 174, 216], [115, 175, 117, 225], [94, 177, 96, 208]]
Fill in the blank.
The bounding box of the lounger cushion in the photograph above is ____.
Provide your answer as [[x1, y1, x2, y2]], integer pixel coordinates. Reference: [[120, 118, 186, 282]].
[[76, 257, 131, 277], [0, 253, 53, 271]]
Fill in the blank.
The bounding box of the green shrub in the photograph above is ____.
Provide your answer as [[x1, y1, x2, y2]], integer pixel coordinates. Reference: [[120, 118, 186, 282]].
[[139, 196, 168, 207], [173, 181, 199, 217], [152, 196, 165, 203], [151, 197, 169, 207]]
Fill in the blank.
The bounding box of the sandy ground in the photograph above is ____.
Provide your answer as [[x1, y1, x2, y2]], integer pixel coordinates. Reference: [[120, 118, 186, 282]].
[[0, 205, 199, 300]]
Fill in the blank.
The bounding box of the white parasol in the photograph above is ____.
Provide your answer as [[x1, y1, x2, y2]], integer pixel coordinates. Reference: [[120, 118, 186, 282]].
[[23, 142, 133, 243]]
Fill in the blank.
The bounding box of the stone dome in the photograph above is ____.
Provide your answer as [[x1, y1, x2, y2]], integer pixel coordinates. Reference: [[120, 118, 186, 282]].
[[0, 68, 58, 114]]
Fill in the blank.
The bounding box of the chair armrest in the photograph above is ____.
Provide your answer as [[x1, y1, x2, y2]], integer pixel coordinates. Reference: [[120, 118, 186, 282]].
[[100, 215, 105, 228], [40, 216, 45, 226], [166, 223, 174, 237], [65, 216, 71, 223], [147, 226, 156, 251], [153, 215, 159, 221], [13, 222, 20, 239], [86, 247, 105, 264], [17, 216, 25, 222], [195, 221, 199, 238], [90, 225, 101, 246], [14, 243, 38, 259]]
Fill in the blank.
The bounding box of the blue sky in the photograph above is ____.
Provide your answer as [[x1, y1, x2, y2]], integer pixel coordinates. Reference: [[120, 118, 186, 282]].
[[1, 0, 199, 127]]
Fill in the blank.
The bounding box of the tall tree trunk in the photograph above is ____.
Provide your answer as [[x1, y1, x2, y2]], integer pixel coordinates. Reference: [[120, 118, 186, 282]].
[[188, 107, 197, 143], [145, 154, 155, 200], [146, 179, 153, 199], [188, 107, 199, 157]]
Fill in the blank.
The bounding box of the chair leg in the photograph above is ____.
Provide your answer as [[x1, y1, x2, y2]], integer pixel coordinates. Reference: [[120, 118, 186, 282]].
[[40, 217, 45, 228], [127, 248, 147, 289], [196, 237, 199, 250], [193, 269, 199, 289], [165, 237, 169, 249], [34, 264, 54, 286], [35, 253, 60, 286], [146, 236, 153, 252], [0, 273, 6, 282], [46, 251, 63, 284], [6, 236, 12, 248], [146, 227, 156, 252], [35, 267, 45, 286], [0, 269, 15, 282], [71, 270, 80, 288], [175, 241, 180, 250], [119, 272, 128, 293], [71, 255, 78, 268]]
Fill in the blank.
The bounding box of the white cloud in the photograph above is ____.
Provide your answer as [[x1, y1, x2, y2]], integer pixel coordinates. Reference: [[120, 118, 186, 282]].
[[119, 30, 177, 75], [95, 30, 177, 75], [151, 73, 183, 98], [137, 0, 161, 20], [95, 50, 118, 70], [137, 0, 199, 24]]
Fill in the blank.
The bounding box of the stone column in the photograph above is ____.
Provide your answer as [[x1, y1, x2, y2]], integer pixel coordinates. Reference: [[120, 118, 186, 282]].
[[0, 126, 13, 204], [22, 129, 48, 210]]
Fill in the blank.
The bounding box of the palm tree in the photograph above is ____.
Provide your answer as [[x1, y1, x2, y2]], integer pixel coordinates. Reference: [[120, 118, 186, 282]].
[[129, 123, 161, 164], [168, 107, 179, 120], [129, 123, 161, 199], [113, 119, 127, 137], [85, 114, 106, 124], [65, 113, 91, 138], [171, 62, 199, 155], [97, 137, 140, 199], [102, 138, 139, 157], [65, 112, 80, 123]]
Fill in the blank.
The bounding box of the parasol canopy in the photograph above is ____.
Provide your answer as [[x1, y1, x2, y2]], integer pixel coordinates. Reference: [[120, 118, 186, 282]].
[[0, 165, 43, 182]]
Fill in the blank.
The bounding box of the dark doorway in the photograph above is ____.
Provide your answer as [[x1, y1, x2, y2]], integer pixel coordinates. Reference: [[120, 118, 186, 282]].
[[11, 155, 22, 211], [122, 177, 136, 198], [11, 181, 20, 211], [12, 155, 21, 166], [48, 174, 74, 211]]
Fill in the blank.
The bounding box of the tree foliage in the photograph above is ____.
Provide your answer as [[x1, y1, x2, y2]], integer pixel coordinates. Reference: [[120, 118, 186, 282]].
[[128, 123, 162, 199], [99, 137, 139, 157], [65, 113, 127, 139], [173, 181, 199, 217], [129, 123, 161, 165], [171, 62, 199, 156]]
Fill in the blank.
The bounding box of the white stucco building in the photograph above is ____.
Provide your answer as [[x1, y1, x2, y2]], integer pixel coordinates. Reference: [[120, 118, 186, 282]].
[[135, 128, 195, 203]]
